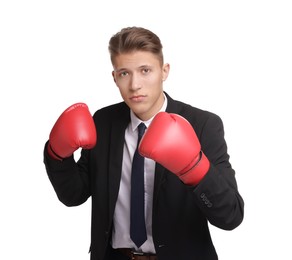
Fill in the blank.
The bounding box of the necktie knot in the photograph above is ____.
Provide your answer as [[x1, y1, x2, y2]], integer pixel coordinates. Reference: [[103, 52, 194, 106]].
[[137, 123, 146, 142]]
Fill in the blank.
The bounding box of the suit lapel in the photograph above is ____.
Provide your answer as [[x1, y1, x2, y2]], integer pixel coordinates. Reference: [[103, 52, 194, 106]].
[[108, 112, 130, 219], [152, 92, 179, 209], [152, 163, 167, 212]]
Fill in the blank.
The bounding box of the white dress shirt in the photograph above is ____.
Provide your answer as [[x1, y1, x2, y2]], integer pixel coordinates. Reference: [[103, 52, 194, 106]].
[[111, 96, 167, 253]]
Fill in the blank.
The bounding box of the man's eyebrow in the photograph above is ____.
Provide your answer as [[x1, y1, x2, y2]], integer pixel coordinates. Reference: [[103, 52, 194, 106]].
[[114, 67, 127, 72], [114, 65, 151, 72]]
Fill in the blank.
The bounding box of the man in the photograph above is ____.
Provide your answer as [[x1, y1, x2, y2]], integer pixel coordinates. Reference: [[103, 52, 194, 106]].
[[44, 26, 244, 260]]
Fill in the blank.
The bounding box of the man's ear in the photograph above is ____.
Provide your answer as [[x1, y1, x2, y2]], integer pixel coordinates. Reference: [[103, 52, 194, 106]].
[[162, 63, 170, 81], [112, 71, 116, 83]]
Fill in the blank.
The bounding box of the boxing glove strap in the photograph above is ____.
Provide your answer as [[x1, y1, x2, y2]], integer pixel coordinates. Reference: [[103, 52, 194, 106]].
[[179, 151, 210, 185], [48, 144, 64, 161], [180, 151, 203, 176]]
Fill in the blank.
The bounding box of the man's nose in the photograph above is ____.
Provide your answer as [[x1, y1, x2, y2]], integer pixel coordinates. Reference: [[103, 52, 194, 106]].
[[130, 74, 142, 90]]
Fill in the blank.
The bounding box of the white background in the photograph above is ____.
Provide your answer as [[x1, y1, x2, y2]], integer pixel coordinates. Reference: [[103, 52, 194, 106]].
[[1, 0, 291, 259]]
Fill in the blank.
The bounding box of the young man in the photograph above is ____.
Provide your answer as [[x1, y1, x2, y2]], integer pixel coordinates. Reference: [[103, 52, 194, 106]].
[[44, 26, 244, 260]]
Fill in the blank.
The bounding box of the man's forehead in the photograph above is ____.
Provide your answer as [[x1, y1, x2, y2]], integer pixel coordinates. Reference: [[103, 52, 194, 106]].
[[113, 51, 160, 70]]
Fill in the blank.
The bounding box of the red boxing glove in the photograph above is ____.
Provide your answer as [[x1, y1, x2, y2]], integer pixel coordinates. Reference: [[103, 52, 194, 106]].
[[139, 112, 210, 185], [48, 103, 97, 160]]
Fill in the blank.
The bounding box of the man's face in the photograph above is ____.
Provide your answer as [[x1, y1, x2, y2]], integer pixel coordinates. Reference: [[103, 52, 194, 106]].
[[112, 51, 169, 121]]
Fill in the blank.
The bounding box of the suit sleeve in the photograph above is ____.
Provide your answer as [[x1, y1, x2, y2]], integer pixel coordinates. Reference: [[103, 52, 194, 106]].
[[192, 113, 244, 230], [43, 141, 91, 207]]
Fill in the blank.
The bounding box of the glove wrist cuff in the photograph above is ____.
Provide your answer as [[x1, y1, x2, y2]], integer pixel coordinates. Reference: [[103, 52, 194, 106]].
[[179, 151, 210, 185], [47, 143, 64, 161]]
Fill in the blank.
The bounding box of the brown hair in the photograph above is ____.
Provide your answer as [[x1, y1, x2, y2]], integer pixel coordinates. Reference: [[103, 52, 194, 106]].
[[108, 26, 164, 65]]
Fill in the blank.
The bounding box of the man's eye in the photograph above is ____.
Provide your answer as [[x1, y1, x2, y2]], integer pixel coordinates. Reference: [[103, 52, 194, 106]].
[[142, 68, 150, 74], [120, 71, 128, 77]]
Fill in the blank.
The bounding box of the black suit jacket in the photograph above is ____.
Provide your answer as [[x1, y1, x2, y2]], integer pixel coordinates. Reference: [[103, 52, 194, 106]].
[[44, 92, 244, 260]]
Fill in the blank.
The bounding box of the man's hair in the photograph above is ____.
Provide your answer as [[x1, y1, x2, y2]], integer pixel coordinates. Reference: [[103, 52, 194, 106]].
[[108, 26, 164, 65]]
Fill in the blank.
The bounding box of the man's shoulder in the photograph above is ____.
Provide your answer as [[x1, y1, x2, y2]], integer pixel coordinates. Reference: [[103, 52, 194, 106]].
[[93, 101, 129, 117], [166, 92, 220, 123]]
